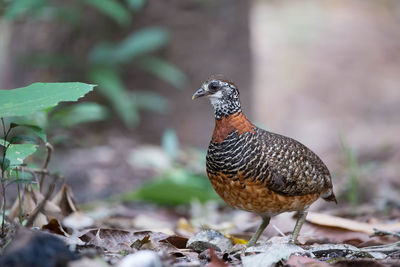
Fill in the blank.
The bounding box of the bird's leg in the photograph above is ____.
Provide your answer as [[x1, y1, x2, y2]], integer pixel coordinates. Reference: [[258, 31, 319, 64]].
[[290, 210, 308, 244], [247, 216, 270, 247]]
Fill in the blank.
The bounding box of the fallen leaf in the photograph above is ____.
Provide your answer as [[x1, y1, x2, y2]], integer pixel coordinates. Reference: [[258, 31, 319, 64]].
[[177, 217, 196, 235], [9, 188, 36, 221], [130, 235, 150, 250], [118, 250, 162, 267], [243, 241, 305, 267], [206, 248, 228, 267], [42, 218, 70, 237], [32, 188, 61, 215], [79, 229, 170, 253], [63, 212, 94, 230], [51, 183, 78, 216], [159, 235, 188, 249], [306, 212, 400, 235], [285, 255, 330, 267], [9, 188, 49, 228]]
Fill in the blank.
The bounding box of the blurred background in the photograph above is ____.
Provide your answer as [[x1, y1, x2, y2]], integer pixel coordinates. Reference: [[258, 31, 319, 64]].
[[0, 0, 399, 214]]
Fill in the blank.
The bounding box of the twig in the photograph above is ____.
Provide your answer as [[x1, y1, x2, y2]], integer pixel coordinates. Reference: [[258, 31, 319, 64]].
[[360, 241, 400, 253], [25, 174, 58, 227], [373, 228, 400, 239], [39, 142, 53, 192], [272, 224, 286, 237]]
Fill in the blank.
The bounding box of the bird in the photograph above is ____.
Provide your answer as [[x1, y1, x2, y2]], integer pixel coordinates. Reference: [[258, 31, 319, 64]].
[[192, 77, 336, 247]]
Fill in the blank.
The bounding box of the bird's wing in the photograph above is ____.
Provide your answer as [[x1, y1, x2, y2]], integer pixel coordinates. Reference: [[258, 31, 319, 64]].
[[256, 130, 333, 196]]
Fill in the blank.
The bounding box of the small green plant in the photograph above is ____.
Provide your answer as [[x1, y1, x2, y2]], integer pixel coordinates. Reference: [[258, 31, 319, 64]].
[[340, 136, 362, 208], [120, 129, 219, 206], [0, 82, 95, 236]]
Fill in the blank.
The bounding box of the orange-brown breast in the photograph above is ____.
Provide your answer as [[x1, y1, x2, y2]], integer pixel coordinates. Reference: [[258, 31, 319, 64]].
[[212, 112, 255, 143], [208, 171, 319, 215]]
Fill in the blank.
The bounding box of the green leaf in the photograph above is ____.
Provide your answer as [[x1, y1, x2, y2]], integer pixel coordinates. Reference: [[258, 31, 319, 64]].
[[0, 82, 96, 118], [130, 91, 169, 113], [125, 0, 146, 10], [7, 124, 46, 143], [122, 168, 219, 205], [90, 27, 169, 65], [51, 102, 110, 127], [137, 57, 187, 89], [0, 157, 10, 171], [10, 135, 38, 144], [81, 0, 131, 25], [5, 143, 38, 166], [0, 139, 10, 147], [4, 0, 47, 21], [162, 128, 178, 159], [89, 68, 138, 126]]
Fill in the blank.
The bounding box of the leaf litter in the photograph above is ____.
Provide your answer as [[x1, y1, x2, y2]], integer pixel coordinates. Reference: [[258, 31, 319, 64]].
[[2, 162, 400, 267]]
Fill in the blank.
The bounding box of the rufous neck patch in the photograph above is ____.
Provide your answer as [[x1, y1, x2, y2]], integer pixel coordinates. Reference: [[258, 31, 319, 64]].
[[212, 112, 255, 143]]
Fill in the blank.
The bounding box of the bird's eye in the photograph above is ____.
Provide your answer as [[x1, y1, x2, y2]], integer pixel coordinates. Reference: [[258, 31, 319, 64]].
[[208, 82, 219, 91]]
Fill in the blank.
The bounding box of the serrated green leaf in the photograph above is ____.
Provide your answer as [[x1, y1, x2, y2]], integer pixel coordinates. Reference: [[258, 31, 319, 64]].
[[5, 143, 38, 166], [137, 57, 187, 89], [0, 82, 95, 118], [90, 27, 169, 65], [82, 0, 131, 25]]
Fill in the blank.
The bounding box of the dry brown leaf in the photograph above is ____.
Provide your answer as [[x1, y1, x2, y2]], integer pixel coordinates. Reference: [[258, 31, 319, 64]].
[[9, 188, 36, 221], [33, 212, 48, 228], [306, 212, 400, 235], [42, 218, 70, 236], [177, 218, 195, 233], [206, 248, 228, 267], [159, 235, 188, 249], [32, 189, 61, 215], [63, 212, 94, 230], [130, 235, 150, 250], [79, 229, 170, 253], [285, 255, 330, 267], [51, 183, 78, 216]]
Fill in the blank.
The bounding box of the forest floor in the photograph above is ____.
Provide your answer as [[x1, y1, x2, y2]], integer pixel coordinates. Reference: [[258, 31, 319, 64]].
[[1, 132, 400, 267]]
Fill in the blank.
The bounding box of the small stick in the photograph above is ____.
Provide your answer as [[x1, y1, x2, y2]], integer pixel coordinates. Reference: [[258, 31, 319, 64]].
[[39, 142, 53, 192], [373, 228, 400, 239], [272, 224, 286, 237]]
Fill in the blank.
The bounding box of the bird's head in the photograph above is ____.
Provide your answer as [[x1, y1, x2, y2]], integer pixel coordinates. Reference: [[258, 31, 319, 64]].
[[192, 77, 241, 119]]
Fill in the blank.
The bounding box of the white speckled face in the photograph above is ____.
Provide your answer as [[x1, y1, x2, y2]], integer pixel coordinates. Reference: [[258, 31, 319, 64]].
[[202, 79, 241, 119]]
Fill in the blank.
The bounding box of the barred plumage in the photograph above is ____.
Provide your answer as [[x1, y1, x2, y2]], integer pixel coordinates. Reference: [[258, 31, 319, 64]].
[[192, 77, 336, 246]]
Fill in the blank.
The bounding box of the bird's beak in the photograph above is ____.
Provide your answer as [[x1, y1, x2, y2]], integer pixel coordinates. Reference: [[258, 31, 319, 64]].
[[192, 87, 209, 100]]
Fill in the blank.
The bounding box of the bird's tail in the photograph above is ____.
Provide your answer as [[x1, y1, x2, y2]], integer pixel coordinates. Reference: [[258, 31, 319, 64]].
[[321, 188, 337, 204]]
